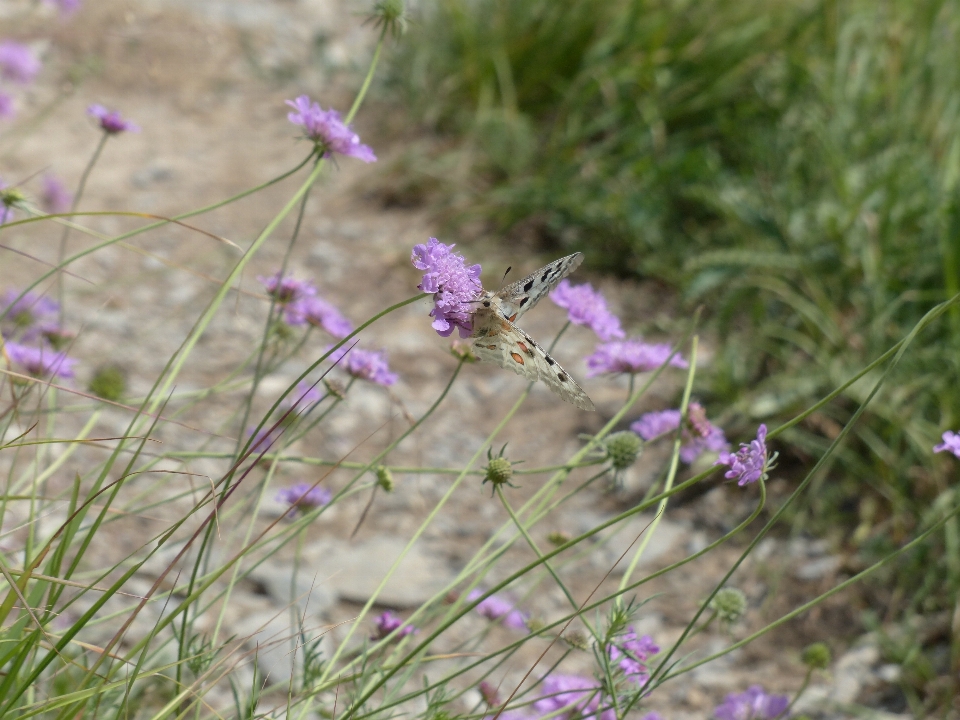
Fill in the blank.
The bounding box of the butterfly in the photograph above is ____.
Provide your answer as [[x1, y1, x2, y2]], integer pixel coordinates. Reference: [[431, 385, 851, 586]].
[[470, 252, 595, 411]]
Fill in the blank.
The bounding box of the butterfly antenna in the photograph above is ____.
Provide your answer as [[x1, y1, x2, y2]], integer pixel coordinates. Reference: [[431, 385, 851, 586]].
[[498, 266, 512, 291]]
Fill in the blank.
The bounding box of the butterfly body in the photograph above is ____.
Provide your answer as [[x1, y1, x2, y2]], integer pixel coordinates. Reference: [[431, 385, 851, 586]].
[[470, 253, 595, 411]]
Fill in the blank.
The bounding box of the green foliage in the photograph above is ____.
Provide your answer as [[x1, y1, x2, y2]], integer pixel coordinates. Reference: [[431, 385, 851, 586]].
[[390, 0, 960, 558]]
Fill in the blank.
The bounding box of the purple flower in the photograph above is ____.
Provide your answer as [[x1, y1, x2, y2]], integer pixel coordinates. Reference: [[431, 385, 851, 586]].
[[281, 381, 325, 413], [276, 482, 331, 515], [533, 674, 611, 720], [4, 342, 76, 379], [43, 0, 82, 17], [41, 174, 72, 214], [713, 685, 789, 720], [631, 403, 729, 464], [933, 430, 960, 459], [0, 42, 40, 84], [586, 339, 688, 377], [411, 237, 483, 337], [716, 425, 774, 486], [0, 92, 13, 119], [285, 96, 376, 162], [550, 280, 624, 341], [467, 589, 528, 631], [295, 295, 353, 338], [328, 345, 398, 386], [372, 611, 417, 640], [607, 627, 659, 685], [1, 290, 60, 340], [247, 426, 281, 454], [87, 104, 139, 134]]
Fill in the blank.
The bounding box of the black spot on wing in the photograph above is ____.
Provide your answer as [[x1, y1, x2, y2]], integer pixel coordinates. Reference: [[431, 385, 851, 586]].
[[523, 279, 535, 292], [557, 372, 568, 382], [544, 355, 555, 365], [540, 271, 550, 283], [519, 297, 529, 307]]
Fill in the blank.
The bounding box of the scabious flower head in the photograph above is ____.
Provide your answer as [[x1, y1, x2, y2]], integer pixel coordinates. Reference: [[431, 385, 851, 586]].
[[372, 611, 416, 640], [0, 92, 13, 119], [0, 42, 40, 84], [87, 104, 140, 134], [296, 295, 353, 338], [4, 342, 76, 379], [631, 403, 729, 464], [533, 674, 610, 720], [467, 589, 528, 631], [1, 289, 60, 339], [550, 280, 624, 341], [608, 627, 659, 685], [713, 685, 789, 720], [258, 271, 315, 305], [276, 482, 331, 515], [716, 424, 775, 486], [280, 381, 325, 415], [247, 426, 281, 453], [709, 587, 748, 624], [585, 339, 688, 377], [0, 179, 25, 224], [411, 237, 483, 337], [328, 345, 398, 386], [933, 430, 960, 459], [285, 96, 376, 162], [41, 174, 72, 214]]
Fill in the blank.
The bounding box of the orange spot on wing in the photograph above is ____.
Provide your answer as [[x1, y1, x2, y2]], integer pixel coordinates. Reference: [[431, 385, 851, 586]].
[[508, 313, 517, 321], [510, 352, 525, 365]]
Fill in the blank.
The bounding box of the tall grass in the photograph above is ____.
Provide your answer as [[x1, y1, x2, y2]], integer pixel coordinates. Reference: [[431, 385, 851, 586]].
[[390, 0, 960, 597]]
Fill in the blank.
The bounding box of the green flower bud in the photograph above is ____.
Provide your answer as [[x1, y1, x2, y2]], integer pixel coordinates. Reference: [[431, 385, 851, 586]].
[[708, 587, 747, 623], [485, 457, 513, 486], [89, 365, 126, 401], [547, 531, 571, 547], [376, 465, 395, 492], [801, 642, 831, 670], [370, 0, 407, 38], [604, 431, 643, 471]]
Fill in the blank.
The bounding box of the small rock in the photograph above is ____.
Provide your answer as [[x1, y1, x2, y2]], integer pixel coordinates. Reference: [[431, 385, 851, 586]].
[[794, 555, 843, 581], [245, 561, 336, 618], [303, 535, 456, 608]]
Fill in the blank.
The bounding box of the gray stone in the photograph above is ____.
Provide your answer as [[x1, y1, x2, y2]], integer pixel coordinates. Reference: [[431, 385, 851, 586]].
[[244, 561, 336, 618], [794, 555, 843, 581], [302, 535, 456, 608]]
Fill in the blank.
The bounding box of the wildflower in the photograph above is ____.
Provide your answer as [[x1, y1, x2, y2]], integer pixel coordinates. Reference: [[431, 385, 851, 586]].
[[1, 289, 60, 338], [43, 0, 82, 17], [0, 42, 40, 84], [631, 403, 729, 464], [603, 431, 643, 472], [933, 430, 960, 459], [247, 426, 281, 453], [276, 482, 331, 515], [372, 611, 416, 640], [4, 342, 76, 379], [297, 295, 353, 338], [41, 174, 72, 214], [712, 685, 789, 720], [327, 345, 398, 386], [708, 587, 747, 624], [285, 95, 376, 162], [0, 180, 25, 225], [280, 381, 325, 415], [369, 0, 407, 38], [716, 424, 776, 486], [549, 280, 624, 341], [483, 444, 516, 493], [533, 674, 610, 720], [375, 465, 394, 491], [801, 642, 831, 671], [87, 104, 140, 134], [0, 92, 13, 119], [257, 271, 317, 325], [608, 627, 659, 685], [467, 589, 528, 631], [411, 237, 483, 337], [586, 339, 687, 377], [478, 681, 501, 707]]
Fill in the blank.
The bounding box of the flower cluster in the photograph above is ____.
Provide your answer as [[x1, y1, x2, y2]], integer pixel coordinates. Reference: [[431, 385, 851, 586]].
[[631, 402, 729, 463], [1, 289, 76, 379], [257, 271, 353, 338], [467, 589, 528, 631], [372, 611, 417, 640], [328, 345, 398, 387], [607, 627, 659, 685], [411, 237, 483, 337], [716, 424, 775, 486], [276, 482, 331, 516], [585, 339, 687, 377], [712, 684, 789, 720], [550, 280, 624, 341], [0, 39, 41, 119], [88, 104, 139, 134], [485, 673, 663, 720], [41, 174, 72, 214], [286, 95, 376, 162]]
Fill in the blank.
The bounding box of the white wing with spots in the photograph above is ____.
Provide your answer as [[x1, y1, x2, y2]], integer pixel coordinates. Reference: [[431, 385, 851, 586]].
[[494, 252, 583, 323]]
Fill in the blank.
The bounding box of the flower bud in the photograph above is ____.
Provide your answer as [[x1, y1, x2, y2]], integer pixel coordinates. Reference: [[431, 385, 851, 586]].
[[802, 642, 831, 670], [603, 431, 643, 471], [375, 465, 395, 492], [708, 587, 747, 623]]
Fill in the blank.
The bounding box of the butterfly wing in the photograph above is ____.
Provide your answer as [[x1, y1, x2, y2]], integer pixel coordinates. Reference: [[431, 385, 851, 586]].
[[494, 252, 583, 323], [472, 315, 595, 411]]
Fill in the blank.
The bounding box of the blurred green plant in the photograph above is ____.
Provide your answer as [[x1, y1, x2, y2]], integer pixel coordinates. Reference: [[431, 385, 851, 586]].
[[389, 0, 960, 597]]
